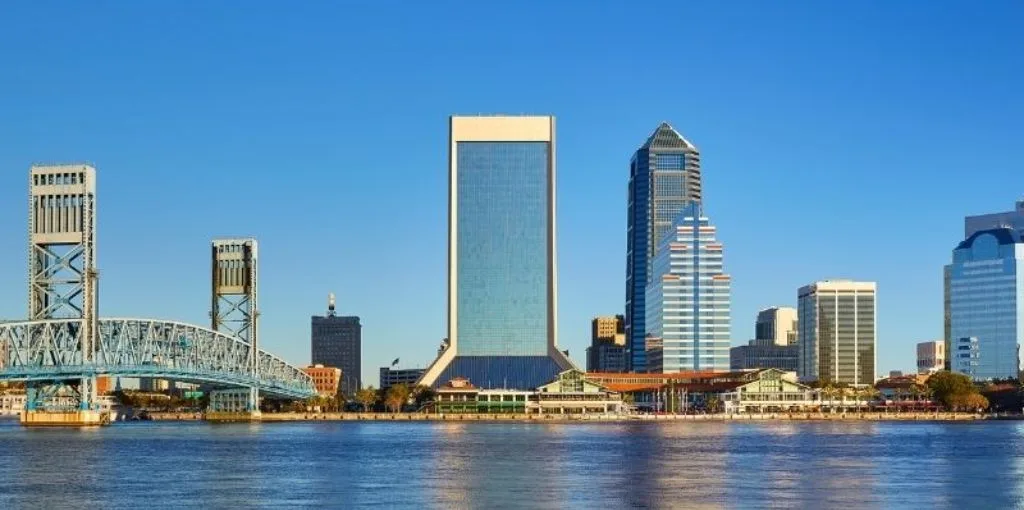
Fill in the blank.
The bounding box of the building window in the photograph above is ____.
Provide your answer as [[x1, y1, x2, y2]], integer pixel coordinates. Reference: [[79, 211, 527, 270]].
[[655, 154, 685, 170]]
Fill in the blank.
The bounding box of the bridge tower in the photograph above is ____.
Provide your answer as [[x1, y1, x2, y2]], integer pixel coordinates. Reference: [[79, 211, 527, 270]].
[[208, 238, 261, 417], [25, 164, 104, 424]]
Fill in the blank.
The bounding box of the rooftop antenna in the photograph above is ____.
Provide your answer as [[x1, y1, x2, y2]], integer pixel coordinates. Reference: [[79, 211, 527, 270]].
[[327, 292, 336, 317]]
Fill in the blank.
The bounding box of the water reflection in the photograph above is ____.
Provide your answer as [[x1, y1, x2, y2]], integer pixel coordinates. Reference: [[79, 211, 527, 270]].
[[0, 420, 1022, 508]]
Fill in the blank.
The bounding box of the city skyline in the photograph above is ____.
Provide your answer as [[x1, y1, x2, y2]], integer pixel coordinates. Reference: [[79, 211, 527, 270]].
[[1, 3, 1021, 380]]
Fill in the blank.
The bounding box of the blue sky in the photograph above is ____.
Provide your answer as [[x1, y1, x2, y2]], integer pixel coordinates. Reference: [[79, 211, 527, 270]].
[[1, 2, 1021, 380]]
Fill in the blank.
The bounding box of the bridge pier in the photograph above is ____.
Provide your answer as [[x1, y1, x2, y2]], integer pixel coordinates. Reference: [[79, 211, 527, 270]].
[[21, 377, 110, 427]]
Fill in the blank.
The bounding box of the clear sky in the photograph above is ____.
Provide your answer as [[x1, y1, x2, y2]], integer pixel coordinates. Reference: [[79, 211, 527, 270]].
[[1, 2, 1021, 381]]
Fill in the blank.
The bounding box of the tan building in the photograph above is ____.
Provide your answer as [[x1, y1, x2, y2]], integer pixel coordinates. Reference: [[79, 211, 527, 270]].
[[302, 364, 342, 397], [916, 341, 945, 374], [797, 280, 877, 386], [591, 316, 625, 346], [755, 307, 798, 346]]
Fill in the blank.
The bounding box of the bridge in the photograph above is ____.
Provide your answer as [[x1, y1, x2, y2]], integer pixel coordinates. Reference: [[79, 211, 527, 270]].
[[2, 164, 317, 425], [0, 318, 315, 399]]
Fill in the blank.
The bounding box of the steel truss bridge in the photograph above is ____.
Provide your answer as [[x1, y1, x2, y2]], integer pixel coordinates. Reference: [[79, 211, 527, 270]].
[[0, 318, 316, 403]]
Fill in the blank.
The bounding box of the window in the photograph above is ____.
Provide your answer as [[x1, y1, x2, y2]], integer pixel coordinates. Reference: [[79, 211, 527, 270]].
[[655, 154, 685, 169]]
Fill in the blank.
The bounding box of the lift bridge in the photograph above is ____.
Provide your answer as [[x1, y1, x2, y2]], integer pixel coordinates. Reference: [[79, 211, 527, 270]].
[[0, 164, 316, 425]]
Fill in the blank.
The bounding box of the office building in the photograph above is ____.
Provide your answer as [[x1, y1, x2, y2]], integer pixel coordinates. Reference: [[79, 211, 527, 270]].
[[418, 116, 574, 389], [916, 341, 945, 374], [645, 203, 730, 373], [797, 280, 877, 386], [943, 264, 952, 370], [311, 294, 361, 395], [586, 315, 627, 372], [380, 367, 426, 390], [755, 307, 798, 346], [730, 341, 798, 372], [301, 364, 342, 397], [625, 122, 702, 372], [949, 228, 1024, 380], [965, 200, 1024, 238]]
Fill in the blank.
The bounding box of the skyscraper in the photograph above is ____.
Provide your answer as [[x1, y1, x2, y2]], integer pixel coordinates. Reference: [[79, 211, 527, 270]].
[[949, 228, 1023, 380], [645, 203, 730, 373], [311, 294, 361, 395], [625, 122, 702, 372], [797, 280, 876, 386], [418, 115, 574, 389]]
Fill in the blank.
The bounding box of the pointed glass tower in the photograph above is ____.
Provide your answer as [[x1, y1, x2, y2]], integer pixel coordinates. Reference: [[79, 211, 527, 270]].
[[625, 122, 702, 372]]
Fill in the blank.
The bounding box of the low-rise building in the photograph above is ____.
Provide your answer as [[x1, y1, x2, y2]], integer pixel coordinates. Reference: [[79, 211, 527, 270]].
[[588, 368, 817, 413], [434, 370, 623, 415], [874, 374, 938, 411], [730, 341, 799, 372], [0, 392, 25, 416], [301, 364, 342, 397], [379, 367, 425, 390]]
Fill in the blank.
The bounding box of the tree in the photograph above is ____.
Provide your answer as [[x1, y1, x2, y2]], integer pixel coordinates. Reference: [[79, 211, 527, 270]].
[[385, 384, 411, 413], [963, 393, 989, 412], [355, 387, 378, 412], [926, 371, 976, 409], [410, 385, 435, 408]]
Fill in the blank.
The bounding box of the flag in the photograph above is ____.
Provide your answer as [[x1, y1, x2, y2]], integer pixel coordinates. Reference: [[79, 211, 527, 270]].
[[391, 358, 399, 367]]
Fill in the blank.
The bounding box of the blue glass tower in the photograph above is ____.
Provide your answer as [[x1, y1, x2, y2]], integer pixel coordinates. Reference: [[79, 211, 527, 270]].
[[418, 116, 574, 389], [949, 228, 1024, 380], [625, 123, 702, 372]]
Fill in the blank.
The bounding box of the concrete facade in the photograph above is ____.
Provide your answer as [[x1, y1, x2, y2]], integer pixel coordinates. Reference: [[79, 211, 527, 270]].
[[797, 280, 877, 386]]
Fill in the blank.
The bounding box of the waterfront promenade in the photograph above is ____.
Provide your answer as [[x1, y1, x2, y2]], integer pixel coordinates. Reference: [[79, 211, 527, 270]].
[[147, 411, 988, 422]]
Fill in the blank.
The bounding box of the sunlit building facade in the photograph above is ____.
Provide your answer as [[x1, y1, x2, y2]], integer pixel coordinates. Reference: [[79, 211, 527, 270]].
[[625, 122, 702, 372], [644, 204, 730, 373], [949, 228, 1024, 380], [797, 280, 876, 386], [418, 116, 573, 389]]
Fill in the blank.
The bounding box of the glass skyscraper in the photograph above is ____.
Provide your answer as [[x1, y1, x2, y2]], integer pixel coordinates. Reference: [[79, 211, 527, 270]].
[[625, 122, 702, 372], [797, 280, 876, 386], [949, 227, 1023, 380], [644, 203, 730, 372], [418, 116, 574, 389]]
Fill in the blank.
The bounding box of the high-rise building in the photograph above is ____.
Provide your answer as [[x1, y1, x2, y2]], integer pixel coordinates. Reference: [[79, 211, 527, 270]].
[[964, 200, 1024, 238], [916, 341, 945, 374], [418, 115, 574, 389], [943, 264, 952, 370], [586, 315, 627, 372], [625, 122, 702, 372], [797, 280, 876, 386], [755, 307, 798, 346], [645, 203, 730, 373], [949, 228, 1023, 380], [311, 294, 361, 395]]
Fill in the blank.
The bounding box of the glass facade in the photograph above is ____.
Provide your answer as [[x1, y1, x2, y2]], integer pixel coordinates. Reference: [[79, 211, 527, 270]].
[[796, 281, 876, 386], [644, 204, 731, 372], [311, 315, 361, 395], [456, 141, 549, 356], [949, 228, 1024, 380], [625, 123, 701, 372]]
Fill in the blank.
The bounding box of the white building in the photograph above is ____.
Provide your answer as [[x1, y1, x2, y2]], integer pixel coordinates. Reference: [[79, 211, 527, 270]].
[[916, 341, 945, 374], [645, 203, 730, 372]]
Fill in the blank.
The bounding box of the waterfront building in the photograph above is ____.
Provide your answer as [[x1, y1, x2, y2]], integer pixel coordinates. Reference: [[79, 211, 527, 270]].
[[586, 315, 627, 372], [418, 115, 574, 390], [311, 294, 361, 395], [949, 227, 1024, 380], [755, 307, 798, 345], [644, 203, 730, 373], [433, 370, 623, 415], [873, 374, 937, 411], [587, 368, 816, 413], [625, 122, 702, 372], [0, 391, 26, 416], [797, 280, 877, 386], [965, 199, 1024, 238], [379, 367, 426, 390], [916, 341, 945, 374], [730, 341, 799, 372], [943, 265, 952, 370], [301, 364, 342, 397]]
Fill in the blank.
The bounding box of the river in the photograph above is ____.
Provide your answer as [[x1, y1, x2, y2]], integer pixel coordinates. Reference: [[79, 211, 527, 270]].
[[0, 419, 1020, 508]]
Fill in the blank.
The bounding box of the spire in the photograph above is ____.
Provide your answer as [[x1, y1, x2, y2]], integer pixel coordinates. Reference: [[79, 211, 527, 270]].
[[641, 122, 696, 150], [327, 292, 336, 317]]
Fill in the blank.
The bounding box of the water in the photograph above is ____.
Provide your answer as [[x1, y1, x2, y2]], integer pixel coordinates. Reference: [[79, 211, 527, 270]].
[[0, 419, 1021, 509]]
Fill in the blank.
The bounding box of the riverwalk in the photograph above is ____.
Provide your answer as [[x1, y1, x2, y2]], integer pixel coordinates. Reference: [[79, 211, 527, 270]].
[[145, 411, 992, 422]]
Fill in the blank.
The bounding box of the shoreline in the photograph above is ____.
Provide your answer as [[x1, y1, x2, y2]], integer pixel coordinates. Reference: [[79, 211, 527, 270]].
[[141, 411, 1009, 423]]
